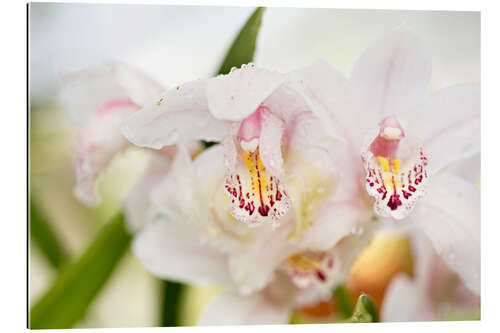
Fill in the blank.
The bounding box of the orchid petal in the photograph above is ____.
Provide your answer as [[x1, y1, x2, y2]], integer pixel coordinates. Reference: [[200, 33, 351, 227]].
[[58, 66, 131, 126], [412, 173, 480, 294], [228, 222, 297, 294], [73, 102, 137, 205], [410, 84, 480, 174], [259, 108, 285, 181], [133, 217, 232, 285], [152, 144, 250, 252], [122, 79, 231, 149], [285, 60, 362, 147], [206, 64, 286, 121], [111, 62, 165, 107], [380, 274, 424, 322], [300, 200, 369, 251], [198, 291, 291, 325], [351, 29, 431, 118], [123, 152, 171, 233]]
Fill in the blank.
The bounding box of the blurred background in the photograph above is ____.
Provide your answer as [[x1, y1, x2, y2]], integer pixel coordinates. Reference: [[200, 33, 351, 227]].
[[29, 3, 480, 328]]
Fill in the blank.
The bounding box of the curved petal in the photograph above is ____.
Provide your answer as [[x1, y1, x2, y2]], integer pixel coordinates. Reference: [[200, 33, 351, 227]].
[[122, 79, 231, 149], [412, 173, 480, 294], [206, 64, 286, 121], [351, 29, 432, 119], [111, 62, 165, 107], [133, 217, 232, 285], [299, 200, 370, 251], [410, 84, 480, 174], [123, 152, 171, 233], [228, 221, 297, 295], [73, 102, 137, 205], [198, 291, 292, 326], [59, 66, 132, 126], [259, 108, 285, 181], [380, 274, 426, 322], [152, 144, 250, 252], [284, 60, 363, 147], [443, 153, 480, 186]]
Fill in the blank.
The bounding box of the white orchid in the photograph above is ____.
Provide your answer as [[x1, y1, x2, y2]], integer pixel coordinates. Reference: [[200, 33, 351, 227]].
[[288, 29, 480, 296], [58, 63, 200, 231], [121, 28, 478, 324], [122, 62, 380, 324]]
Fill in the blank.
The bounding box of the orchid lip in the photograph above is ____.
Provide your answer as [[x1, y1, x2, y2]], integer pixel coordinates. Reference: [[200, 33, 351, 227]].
[[225, 107, 290, 226], [282, 250, 335, 288], [362, 116, 428, 220]]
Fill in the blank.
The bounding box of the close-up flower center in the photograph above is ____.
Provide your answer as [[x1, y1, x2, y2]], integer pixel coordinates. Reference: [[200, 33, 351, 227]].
[[225, 106, 290, 226], [361, 116, 428, 220], [282, 250, 335, 288]]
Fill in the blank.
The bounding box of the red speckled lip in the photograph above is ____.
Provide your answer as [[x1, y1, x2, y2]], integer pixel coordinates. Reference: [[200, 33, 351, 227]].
[[362, 116, 428, 220]]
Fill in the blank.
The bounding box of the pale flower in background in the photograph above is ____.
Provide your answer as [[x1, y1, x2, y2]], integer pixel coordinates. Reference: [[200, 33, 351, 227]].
[[58, 63, 200, 231], [381, 229, 480, 321]]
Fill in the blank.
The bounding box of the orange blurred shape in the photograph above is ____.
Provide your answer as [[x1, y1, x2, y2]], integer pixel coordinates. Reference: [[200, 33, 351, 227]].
[[346, 232, 414, 311], [297, 300, 335, 318]]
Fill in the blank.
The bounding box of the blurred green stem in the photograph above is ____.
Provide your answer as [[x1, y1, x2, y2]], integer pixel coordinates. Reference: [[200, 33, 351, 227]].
[[29, 199, 69, 269], [160, 280, 184, 326], [332, 285, 353, 319]]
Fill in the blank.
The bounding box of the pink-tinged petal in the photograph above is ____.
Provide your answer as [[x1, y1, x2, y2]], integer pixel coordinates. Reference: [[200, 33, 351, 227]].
[[351, 29, 431, 118], [123, 152, 171, 233], [122, 79, 231, 149], [73, 101, 138, 205], [259, 108, 285, 181], [111, 62, 165, 107], [198, 291, 292, 326], [59, 66, 131, 126], [381, 274, 428, 322], [412, 173, 480, 294], [206, 64, 286, 121], [284, 60, 362, 147], [409, 84, 480, 174], [133, 217, 232, 285]]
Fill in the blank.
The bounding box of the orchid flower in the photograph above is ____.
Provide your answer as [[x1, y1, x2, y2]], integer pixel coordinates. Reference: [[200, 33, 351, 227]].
[[121, 28, 479, 323], [122, 63, 351, 231], [121, 59, 390, 324], [59, 63, 200, 231], [132, 144, 375, 325], [286, 29, 480, 296]]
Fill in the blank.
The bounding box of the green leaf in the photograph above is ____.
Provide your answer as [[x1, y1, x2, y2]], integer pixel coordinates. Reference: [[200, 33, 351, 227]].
[[29, 212, 132, 329], [216, 7, 266, 75], [332, 285, 353, 319], [29, 200, 69, 269], [201, 7, 266, 149], [160, 280, 184, 326], [347, 294, 378, 323]]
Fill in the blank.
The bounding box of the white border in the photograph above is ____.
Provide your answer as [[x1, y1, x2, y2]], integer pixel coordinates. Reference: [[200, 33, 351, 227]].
[[1, 0, 498, 332]]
